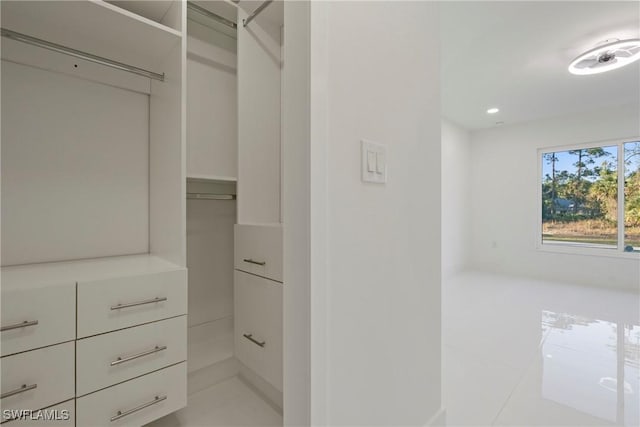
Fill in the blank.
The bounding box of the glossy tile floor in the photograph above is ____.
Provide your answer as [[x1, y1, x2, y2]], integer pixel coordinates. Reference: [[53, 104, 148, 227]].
[[443, 272, 640, 426], [147, 377, 282, 427], [148, 272, 637, 427]]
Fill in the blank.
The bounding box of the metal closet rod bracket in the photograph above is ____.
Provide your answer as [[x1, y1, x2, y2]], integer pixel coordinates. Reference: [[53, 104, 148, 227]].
[[0, 28, 165, 82], [243, 0, 274, 27], [187, 2, 237, 30]]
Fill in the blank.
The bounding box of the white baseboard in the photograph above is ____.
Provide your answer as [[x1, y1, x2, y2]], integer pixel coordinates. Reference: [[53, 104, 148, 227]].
[[188, 317, 234, 374], [425, 407, 447, 426], [187, 356, 239, 396], [237, 361, 283, 414]]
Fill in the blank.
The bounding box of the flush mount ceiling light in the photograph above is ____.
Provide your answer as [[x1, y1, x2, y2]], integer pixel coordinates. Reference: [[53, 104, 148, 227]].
[[487, 107, 500, 114], [569, 38, 640, 75]]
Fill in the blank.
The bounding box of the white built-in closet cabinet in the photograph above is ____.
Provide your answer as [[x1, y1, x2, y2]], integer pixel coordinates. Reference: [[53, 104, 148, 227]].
[[1, 1, 187, 425], [1, 0, 285, 425], [235, 0, 285, 409]]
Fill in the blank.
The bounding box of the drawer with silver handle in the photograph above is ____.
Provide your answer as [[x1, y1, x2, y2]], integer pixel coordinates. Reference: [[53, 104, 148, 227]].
[[110, 395, 166, 422], [77, 269, 187, 338], [0, 342, 74, 416], [76, 316, 187, 396], [76, 362, 186, 427], [1, 320, 39, 333], [234, 224, 282, 282], [242, 333, 266, 348], [234, 270, 282, 391], [1, 283, 75, 356], [1, 383, 38, 400]]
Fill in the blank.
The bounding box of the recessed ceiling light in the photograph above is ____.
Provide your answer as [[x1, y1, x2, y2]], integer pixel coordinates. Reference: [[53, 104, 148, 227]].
[[569, 38, 640, 75], [487, 108, 500, 114]]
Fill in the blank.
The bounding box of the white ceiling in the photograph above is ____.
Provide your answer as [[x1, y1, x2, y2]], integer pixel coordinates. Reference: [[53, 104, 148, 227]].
[[440, 1, 640, 130]]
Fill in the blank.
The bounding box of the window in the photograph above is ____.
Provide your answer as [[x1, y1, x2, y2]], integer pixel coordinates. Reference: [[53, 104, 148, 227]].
[[626, 141, 640, 252], [540, 140, 640, 253]]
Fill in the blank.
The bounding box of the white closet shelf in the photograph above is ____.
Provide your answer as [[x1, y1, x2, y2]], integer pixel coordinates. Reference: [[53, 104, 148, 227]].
[[187, 175, 238, 183], [239, 0, 283, 28], [1, 0, 181, 73], [107, 1, 176, 26], [1, 254, 184, 290]]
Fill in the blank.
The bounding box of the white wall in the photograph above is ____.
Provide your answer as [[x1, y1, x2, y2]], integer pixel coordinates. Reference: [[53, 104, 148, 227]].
[[442, 119, 471, 277], [237, 8, 281, 224], [470, 105, 640, 290], [186, 198, 235, 328], [187, 20, 237, 180], [1, 60, 149, 266], [284, 2, 442, 425], [185, 195, 235, 374]]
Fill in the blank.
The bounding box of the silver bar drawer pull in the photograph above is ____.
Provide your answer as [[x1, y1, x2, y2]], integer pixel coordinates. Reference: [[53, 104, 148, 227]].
[[1, 383, 37, 399], [1, 320, 38, 332], [111, 345, 167, 366], [243, 258, 266, 266], [243, 333, 266, 347], [110, 395, 167, 422], [110, 297, 167, 311]]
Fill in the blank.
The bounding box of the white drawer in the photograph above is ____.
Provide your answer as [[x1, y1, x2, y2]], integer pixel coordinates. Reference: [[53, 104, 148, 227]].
[[1, 283, 75, 357], [234, 271, 282, 391], [2, 399, 74, 426], [76, 362, 186, 427], [76, 316, 187, 396], [77, 269, 187, 338], [234, 224, 282, 282], [0, 342, 74, 415]]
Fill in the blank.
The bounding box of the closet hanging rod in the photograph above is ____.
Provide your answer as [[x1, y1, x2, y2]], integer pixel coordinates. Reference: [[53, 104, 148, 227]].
[[0, 28, 165, 82], [187, 193, 236, 200], [243, 0, 273, 27], [187, 2, 237, 30]]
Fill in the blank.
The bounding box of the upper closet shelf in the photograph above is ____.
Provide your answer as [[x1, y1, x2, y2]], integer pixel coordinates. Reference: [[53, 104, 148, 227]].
[[107, 1, 179, 28], [1, 0, 182, 74], [239, 0, 283, 28], [187, 175, 238, 183]]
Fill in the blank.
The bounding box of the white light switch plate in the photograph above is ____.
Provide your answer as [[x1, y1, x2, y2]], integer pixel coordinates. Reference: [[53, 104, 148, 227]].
[[361, 140, 387, 184]]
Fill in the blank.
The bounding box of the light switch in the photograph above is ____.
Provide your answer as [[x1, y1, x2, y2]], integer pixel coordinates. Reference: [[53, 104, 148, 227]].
[[361, 140, 387, 184], [376, 152, 385, 174], [367, 151, 377, 172]]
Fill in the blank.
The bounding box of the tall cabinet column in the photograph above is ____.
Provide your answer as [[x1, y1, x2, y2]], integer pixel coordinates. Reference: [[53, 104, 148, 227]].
[[235, 0, 285, 411]]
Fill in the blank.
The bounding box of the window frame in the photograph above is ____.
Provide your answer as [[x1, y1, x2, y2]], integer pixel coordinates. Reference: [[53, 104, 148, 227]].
[[536, 137, 640, 259]]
